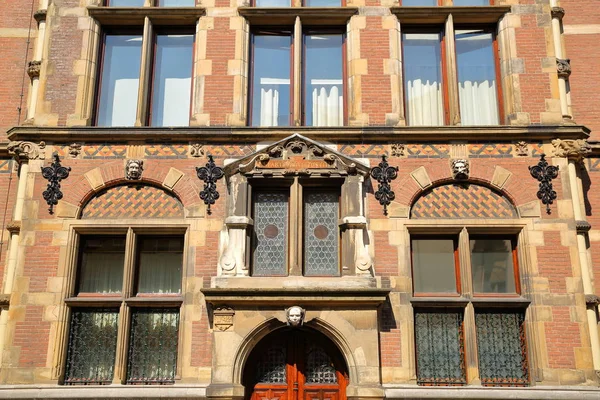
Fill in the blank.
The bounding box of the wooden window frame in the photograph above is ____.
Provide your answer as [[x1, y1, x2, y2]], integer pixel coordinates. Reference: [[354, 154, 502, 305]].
[[410, 235, 461, 297]]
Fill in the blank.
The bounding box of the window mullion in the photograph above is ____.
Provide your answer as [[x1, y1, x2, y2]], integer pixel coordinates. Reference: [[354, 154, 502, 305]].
[[135, 17, 153, 127], [463, 302, 480, 384], [289, 178, 302, 276], [113, 302, 131, 384], [123, 228, 137, 298], [293, 16, 302, 126], [444, 14, 461, 125], [458, 227, 472, 297]]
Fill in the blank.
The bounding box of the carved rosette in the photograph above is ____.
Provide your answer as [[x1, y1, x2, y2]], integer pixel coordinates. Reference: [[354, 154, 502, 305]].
[[27, 60, 41, 79], [7, 141, 44, 163], [550, 7, 565, 20], [552, 139, 591, 162], [213, 306, 235, 331], [391, 143, 405, 157], [556, 58, 571, 79]]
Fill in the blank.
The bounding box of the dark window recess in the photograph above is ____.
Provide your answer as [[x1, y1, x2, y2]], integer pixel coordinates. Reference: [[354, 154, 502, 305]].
[[305, 342, 338, 384], [64, 309, 119, 385], [415, 311, 466, 385], [126, 309, 180, 384], [476, 311, 529, 386], [255, 342, 287, 384]]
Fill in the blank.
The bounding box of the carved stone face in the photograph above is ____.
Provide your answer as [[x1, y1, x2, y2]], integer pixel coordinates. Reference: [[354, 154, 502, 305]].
[[286, 306, 304, 327], [452, 159, 469, 180], [126, 160, 143, 180]]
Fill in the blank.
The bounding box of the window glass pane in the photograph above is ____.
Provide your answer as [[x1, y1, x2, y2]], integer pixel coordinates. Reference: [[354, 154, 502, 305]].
[[476, 311, 529, 386], [251, 34, 292, 126], [78, 236, 125, 294], [160, 0, 195, 5], [412, 239, 457, 293], [137, 236, 183, 294], [97, 35, 142, 127], [415, 311, 466, 385], [107, 0, 145, 6], [454, 0, 489, 5], [304, 33, 343, 127], [456, 30, 499, 125], [304, 0, 341, 6], [253, 192, 288, 276], [127, 309, 179, 384], [403, 33, 443, 126], [64, 309, 119, 385], [470, 239, 517, 294], [304, 191, 339, 276], [151, 34, 193, 127], [255, 0, 291, 4], [403, 0, 437, 5]]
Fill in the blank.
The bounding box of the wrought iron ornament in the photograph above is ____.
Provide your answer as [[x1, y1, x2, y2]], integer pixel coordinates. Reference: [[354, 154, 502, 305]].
[[529, 153, 559, 214], [41, 153, 71, 214], [196, 155, 224, 214], [370, 155, 399, 215]]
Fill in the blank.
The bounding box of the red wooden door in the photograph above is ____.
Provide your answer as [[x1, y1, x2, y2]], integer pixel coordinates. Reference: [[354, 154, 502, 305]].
[[247, 330, 347, 400]]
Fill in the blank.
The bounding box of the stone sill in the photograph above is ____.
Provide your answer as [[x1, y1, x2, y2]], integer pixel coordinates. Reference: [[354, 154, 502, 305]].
[[384, 385, 600, 399], [6, 125, 590, 143], [0, 385, 207, 399], [87, 6, 205, 25], [391, 6, 511, 24], [238, 7, 358, 25]]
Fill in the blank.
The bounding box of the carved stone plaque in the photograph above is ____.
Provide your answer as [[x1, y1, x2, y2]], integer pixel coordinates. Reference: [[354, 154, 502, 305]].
[[257, 156, 331, 170], [214, 306, 235, 331]]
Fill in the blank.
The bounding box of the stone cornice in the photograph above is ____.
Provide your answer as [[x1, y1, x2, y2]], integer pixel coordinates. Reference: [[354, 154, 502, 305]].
[[238, 7, 358, 25], [87, 6, 205, 26], [391, 5, 511, 24], [6, 125, 590, 143]]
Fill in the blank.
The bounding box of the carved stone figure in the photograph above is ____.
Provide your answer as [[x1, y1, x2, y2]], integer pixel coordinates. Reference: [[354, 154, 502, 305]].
[[556, 58, 571, 78], [286, 306, 305, 327], [451, 159, 470, 180], [552, 139, 591, 162], [126, 159, 144, 180]]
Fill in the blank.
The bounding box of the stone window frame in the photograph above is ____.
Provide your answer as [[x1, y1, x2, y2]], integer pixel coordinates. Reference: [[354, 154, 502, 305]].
[[73, 3, 205, 126], [391, 5, 512, 126], [55, 224, 190, 385], [407, 224, 532, 387]]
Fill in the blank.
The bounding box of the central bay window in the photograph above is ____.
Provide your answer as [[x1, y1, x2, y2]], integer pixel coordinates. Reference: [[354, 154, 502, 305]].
[[63, 232, 184, 385], [249, 28, 345, 127], [411, 233, 529, 386], [251, 181, 341, 276]]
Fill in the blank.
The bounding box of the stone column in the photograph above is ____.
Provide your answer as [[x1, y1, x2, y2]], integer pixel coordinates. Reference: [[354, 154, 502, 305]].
[[549, 3, 573, 121], [25, 1, 49, 122]]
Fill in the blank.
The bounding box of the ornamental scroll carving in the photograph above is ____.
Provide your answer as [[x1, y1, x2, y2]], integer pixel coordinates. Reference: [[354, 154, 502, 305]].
[[552, 139, 591, 162], [7, 141, 45, 163]]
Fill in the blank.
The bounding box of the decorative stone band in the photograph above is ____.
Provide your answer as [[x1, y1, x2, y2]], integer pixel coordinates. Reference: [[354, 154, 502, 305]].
[[27, 60, 41, 79], [550, 6, 565, 20], [556, 58, 572, 79], [576, 220, 592, 234], [5, 221, 21, 234], [552, 138, 591, 162]]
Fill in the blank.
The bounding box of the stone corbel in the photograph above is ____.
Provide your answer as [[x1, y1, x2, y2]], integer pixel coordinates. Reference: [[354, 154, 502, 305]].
[[341, 216, 373, 276], [0, 294, 9, 309], [27, 60, 41, 80], [552, 138, 591, 162], [5, 221, 21, 234], [219, 216, 253, 276], [550, 7, 565, 20], [33, 9, 47, 23], [556, 58, 571, 79], [7, 141, 45, 164]]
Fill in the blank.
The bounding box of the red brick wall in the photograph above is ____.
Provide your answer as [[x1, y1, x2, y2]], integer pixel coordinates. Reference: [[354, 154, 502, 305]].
[[14, 305, 50, 367], [545, 307, 580, 369]]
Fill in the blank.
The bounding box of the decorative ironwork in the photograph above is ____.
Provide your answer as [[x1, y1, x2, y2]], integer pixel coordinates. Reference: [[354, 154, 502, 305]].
[[41, 153, 71, 214], [126, 309, 179, 384], [370, 155, 398, 215], [253, 192, 288, 276], [415, 311, 466, 386], [529, 154, 559, 214], [196, 155, 224, 215], [304, 191, 339, 276], [476, 311, 529, 386], [64, 308, 119, 385], [255, 343, 287, 383], [305, 343, 338, 384]]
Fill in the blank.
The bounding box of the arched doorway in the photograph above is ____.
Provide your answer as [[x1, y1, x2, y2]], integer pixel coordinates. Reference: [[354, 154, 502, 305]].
[[243, 328, 348, 400]]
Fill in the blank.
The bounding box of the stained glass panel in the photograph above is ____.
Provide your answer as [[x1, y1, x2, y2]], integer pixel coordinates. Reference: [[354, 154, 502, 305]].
[[64, 308, 119, 385], [305, 343, 338, 384], [255, 343, 287, 383], [126, 309, 179, 384], [304, 191, 339, 276], [415, 311, 466, 385], [253, 192, 289, 276], [476, 311, 529, 386]]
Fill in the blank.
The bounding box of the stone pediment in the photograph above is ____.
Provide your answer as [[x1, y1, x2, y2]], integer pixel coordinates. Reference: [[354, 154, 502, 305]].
[[223, 134, 370, 177]]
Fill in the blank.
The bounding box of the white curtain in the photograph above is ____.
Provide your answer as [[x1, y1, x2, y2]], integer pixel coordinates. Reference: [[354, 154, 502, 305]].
[[79, 253, 124, 293], [159, 76, 191, 126], [406, 69, 444, 126], [138, 252, 182, 294], [311, 80, 343, 126], [458, 66, 499, 125], [259, 78, 288, 127]]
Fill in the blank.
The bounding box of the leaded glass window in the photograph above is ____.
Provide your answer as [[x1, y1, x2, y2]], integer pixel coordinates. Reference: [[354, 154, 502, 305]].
[[253, 191, 289, 276], [126, 308, 180, 384], [255, 343, 287, 383], [415, 311, 466, 385], [476, 311, 528, 386], [305, 343, 338, 384], [304, 191, 339, 276], [64, 309, 119, 385]]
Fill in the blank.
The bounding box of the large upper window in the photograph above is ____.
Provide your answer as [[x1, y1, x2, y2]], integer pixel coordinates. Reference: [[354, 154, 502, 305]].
[[253, 0, 343, 6], [401, 26, 501, 126], [249, 28, 345, 127], [251, 181, 340, 276], [106, 0, 196, 6], [401, 0, 491, 5], [411, 233, 528, 386], [63, 233, 184, 385]]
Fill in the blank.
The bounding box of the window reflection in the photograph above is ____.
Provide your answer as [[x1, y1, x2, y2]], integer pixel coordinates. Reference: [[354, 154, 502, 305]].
[[107, 0, 145, 6], [454, 0, 489, 5], [303, 0, 342, 6], [402, 0, 437, 5], [160, 0, 196, 5], [254, 0, 291, 6], [412, 239, 458, 294], [470, 239, 516, 294]]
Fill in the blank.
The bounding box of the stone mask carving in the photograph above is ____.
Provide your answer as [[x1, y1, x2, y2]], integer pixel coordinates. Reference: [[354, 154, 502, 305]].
[[126, 159, 144, 180], [451, 159, 469, 180], [286, 306, 305, 327]]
